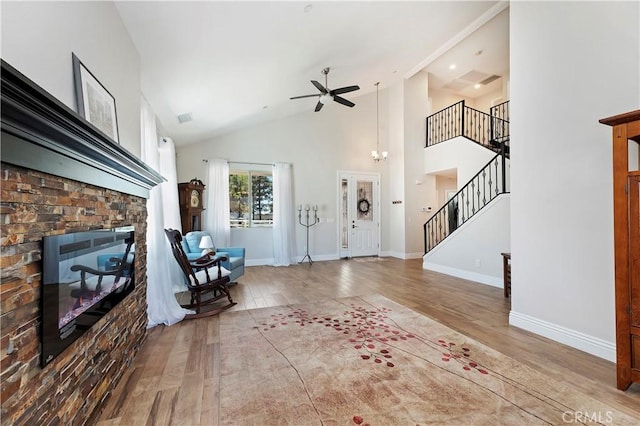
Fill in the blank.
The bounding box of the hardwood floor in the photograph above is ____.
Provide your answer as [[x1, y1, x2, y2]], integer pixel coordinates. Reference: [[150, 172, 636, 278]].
[[96, 258, 640, 425]]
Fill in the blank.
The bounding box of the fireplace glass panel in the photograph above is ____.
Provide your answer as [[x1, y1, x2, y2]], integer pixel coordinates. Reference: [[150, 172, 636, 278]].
[[41, 227, 135, 366]]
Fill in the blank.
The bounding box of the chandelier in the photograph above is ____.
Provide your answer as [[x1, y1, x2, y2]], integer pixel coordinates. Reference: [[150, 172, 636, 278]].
[[371, 82, 388, 162]]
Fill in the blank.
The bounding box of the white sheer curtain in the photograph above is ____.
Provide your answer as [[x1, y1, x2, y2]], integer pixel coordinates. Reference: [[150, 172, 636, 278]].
[[157, 137, 189, 293], [158, 137, 182, 231], [272, 162, 297, 266], [141, 97, 191, 327], [204, 159, 230, 248]]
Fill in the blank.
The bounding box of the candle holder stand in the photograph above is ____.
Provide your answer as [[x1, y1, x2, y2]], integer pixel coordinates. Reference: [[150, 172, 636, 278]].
[[298, 207, 319, 264]]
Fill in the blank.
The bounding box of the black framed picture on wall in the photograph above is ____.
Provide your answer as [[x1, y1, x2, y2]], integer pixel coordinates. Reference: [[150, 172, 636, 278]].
[[72, 53, 119, 143]]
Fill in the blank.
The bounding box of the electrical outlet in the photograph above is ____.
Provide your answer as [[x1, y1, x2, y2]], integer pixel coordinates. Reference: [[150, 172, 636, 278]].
[[475, 259, 481, 268]]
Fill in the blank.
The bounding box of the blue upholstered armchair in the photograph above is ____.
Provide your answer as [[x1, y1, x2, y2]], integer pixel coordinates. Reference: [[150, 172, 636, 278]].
[[181, 231, 245, 283]]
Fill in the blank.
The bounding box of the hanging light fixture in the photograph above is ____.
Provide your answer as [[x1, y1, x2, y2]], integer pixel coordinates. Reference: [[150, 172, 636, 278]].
[[371, 82, 388, 162]]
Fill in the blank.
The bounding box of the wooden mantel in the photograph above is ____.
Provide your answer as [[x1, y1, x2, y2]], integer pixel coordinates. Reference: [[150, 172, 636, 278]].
[[1, 59, 164, 198], [599, 109, 640, 391]]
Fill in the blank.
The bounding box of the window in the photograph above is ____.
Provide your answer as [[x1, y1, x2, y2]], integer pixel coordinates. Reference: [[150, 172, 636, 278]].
[[229, 170, 273, 228]]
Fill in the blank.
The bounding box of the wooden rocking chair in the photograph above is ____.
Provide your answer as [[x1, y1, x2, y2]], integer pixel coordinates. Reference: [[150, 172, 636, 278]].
[[164, 229, 236, 318]]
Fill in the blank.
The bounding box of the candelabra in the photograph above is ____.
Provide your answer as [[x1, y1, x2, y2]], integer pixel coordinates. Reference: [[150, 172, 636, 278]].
[[298, 204, 319, 264]]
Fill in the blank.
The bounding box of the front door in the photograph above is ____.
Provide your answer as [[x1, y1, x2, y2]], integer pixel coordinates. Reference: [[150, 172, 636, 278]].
[[338, 172, 379, 258]]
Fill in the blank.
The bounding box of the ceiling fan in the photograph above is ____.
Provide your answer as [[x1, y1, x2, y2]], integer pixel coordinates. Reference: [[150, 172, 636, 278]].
[[290, 67, 360, 112]]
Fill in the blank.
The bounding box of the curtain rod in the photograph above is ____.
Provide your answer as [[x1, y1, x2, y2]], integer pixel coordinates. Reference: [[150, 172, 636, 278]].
[[202, 159, 273, 166]]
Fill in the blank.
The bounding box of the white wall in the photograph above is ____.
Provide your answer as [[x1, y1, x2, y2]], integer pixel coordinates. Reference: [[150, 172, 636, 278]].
[[176, 89, 391, 264], [429, 87, 472, 113], [1, 2, 142, 157], [474, 88, 504, 113], [403, 72, 433, 257], [387, 82, 406, 258], [424, 194, 510, 287], [424, 136, 497, 187], [510, 1, 639, 361]]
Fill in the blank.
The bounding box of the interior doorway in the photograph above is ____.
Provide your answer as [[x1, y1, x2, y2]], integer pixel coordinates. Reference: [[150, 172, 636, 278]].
[[338, 172, 380, 258]]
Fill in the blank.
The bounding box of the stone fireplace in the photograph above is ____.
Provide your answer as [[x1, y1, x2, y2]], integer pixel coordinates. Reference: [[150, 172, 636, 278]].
[[1, 60, 163, 424]]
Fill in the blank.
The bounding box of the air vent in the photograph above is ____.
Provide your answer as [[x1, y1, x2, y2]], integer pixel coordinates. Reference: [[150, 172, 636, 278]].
[[458, 70, 489, 83], [177, 113, 193, 123], [479, 75, 501, 85]]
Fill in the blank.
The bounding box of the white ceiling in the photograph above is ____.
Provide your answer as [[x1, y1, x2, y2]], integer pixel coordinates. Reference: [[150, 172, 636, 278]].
[[426, 7, 509, 99], [115, 1, 507, 146]]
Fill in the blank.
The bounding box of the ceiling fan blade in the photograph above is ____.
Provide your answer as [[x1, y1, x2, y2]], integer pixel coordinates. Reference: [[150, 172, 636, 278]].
[[315, 101, 324, 112], [330, 85, 360, 96], [333, 95, 355, 108], [311, 80, 328, 94], [290, 94, 320, 100]]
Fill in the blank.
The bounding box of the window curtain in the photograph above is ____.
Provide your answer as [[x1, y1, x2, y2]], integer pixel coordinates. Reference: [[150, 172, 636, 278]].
[[141, 97, 192, 327], [204, 159, 230, 248], [272, 162, 297, 266], [157, 137, 189, 294]]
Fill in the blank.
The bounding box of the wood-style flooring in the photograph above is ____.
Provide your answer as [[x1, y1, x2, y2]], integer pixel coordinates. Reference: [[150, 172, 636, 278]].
[[96, 258, 640, 425]]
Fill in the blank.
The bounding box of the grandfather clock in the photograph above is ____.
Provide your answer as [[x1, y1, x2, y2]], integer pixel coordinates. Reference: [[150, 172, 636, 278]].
[[178, 178, 205, 234]]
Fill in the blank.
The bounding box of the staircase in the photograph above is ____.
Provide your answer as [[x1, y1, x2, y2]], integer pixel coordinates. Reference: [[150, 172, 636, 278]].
[[423, 100, 510, 254]]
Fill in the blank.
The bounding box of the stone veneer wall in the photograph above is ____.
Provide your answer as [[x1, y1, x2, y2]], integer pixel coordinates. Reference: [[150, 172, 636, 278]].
[[0, 162, 148, 425]]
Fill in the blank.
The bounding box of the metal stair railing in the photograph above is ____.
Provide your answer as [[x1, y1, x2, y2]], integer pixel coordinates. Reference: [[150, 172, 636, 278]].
[[423, 152, 509, 255], [490, 100, 510, 122], [423, 100, 511, 254]]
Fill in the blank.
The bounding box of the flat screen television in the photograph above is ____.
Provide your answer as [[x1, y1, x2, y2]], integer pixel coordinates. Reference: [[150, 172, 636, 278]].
[[41, 227, 135, 367]]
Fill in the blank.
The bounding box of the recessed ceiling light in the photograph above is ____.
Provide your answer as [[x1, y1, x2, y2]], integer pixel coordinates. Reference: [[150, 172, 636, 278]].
[[304, 4, 313, 13], [474, 84, 481, 89], [449, 64, 456, 70]]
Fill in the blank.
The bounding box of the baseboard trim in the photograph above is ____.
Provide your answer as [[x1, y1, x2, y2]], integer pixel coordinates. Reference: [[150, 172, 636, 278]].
[[246, 253, 340, 267], [248, 252, 425, 266], [245, 258, 274, 267], [404, 252, 424, 260], [509, 311, 616, 362], [383, 251, 423, 260], [422, 262, 502, 288], [297, 253, 340, 263]]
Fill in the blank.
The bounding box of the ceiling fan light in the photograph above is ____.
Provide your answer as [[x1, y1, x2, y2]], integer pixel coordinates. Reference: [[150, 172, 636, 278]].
[[319, 93, 332, 104], [382, 151, 388, 160]]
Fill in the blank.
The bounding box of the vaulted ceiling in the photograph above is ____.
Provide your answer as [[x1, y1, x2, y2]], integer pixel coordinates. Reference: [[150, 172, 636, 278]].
[[115, 1, 508, 146]]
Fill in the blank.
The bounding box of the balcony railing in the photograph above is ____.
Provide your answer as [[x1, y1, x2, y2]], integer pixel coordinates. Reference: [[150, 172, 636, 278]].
[[426, 100, 465, 146], [426, 100, 510, 154]]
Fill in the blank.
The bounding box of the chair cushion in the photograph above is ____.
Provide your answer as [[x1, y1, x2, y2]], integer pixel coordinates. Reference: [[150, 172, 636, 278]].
[[227, 256, 244, 270], [185, 252, 202, 261], [213, 252, 244, 269], [190, 266, 231, 286]]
